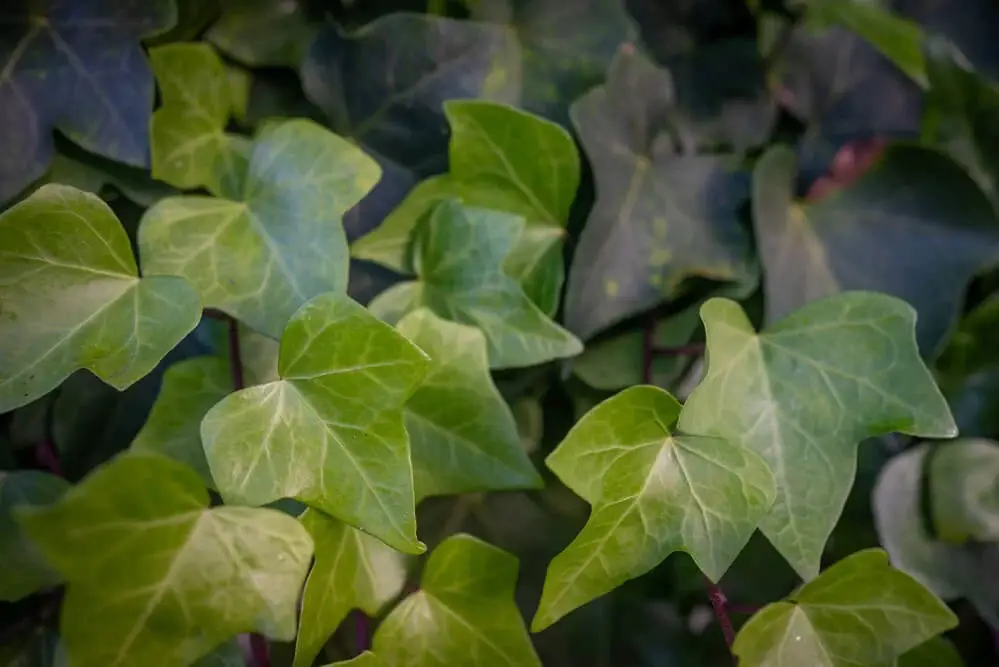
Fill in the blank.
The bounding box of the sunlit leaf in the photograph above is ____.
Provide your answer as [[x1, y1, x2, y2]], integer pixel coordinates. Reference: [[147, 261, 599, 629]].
[[0, 471, 68, 601], [207, 0, 318, 68], [929, 438, 999, 543]]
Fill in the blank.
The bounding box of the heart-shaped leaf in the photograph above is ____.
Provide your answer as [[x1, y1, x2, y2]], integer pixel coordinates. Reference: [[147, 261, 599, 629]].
[[929, 438, 999, 543], [0, 471, 68, 602], [0, 184, 202, 413], [201, 291, 430, 554]]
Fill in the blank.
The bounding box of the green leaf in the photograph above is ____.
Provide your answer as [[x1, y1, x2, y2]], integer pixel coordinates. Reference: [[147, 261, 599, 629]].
[[532, 385, 775, 631], [373, 534, 541, 667], [201, 292, 430, 554], [396, 309, 543, 501], [751, 144, 999, 356], [207, 0, 319, 68], [563, 48, 755, 340], [678, 292, 957, 580], [353, 100, 579, 314], [130, 357, 232, 487], [733, 549, 957, 667], [929, 438, 999, 543], [39, 152, 177, 208], [293, 510, 407, 667], [0, 184, 202, 413], [0, 471, 69, 601], [15, 451, 314, 667], [139, 119, 380, 339], [896, 637, 964, 667], [323, 652, 382, 667], [149, 43, 249, 198], [0, 1, 175, 203], [368, 200, 582, 369]]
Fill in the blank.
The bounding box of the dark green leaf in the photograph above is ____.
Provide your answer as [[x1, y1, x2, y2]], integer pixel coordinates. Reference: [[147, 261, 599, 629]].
[[39, 153, 177, 208], [207, 0, 318, 68], [0, 471, 68, 601], [896, 636, 965, 667], [929, 438, 999, 543]]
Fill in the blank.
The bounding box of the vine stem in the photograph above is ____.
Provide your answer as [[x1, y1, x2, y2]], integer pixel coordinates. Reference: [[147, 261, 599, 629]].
[[355, 612, 370, 652]]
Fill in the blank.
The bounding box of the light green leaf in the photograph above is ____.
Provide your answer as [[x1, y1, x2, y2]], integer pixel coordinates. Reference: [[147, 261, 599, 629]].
[[0, 184, 202, 413], [149, 43, 249, 198], [396, 309, 543, 501], [293, 510, 406, 667], [207, 0, 319, 68], [373, 534, 541, 667], [929, 438, 999, 543], [732, 549, 958, 667], [368, 200, 582, 369], [139, 119, 381, 339], [130, 357, 232, 487], [0, 471, 69, 601], [532, 386, 775, 631], [201, 292, 430, 554], [678, 292, 957, 580], [322, 652, 382, 667], [15, 451, 314, 667]]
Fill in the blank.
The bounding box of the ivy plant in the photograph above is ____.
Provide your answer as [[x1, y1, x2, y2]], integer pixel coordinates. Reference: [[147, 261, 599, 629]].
[[2, 1, 999, 667]]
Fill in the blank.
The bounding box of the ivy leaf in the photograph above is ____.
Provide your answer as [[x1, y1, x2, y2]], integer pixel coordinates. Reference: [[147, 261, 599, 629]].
[[38, 152, 177, 208], [15, 451, 314, 667], [369, 200, 582, 369], [293, 510, 407, 667], [678, 292, 957, 580], [0, 184, 202, 413], [897, 637, 965, 667], [563, 47, 755, 340], [532, 386, 775, 631], [396, 309, 543, 501], [373, 534, 541, 667], [130, 357, 232, 488], [0, 0, 175, 203], [149, 43, 250, 198], [139, 119, 380, 339], [301, 12, 520, 176], [323, 652, 382, 667], [0, 471, 69, 602], [353, 100, 580, 314], [207, 0, 319, 69], [929, 439, 999, 543], [732, 549, 958, 667], [751, 144, 999, 356], [201, 292, 430, 554]]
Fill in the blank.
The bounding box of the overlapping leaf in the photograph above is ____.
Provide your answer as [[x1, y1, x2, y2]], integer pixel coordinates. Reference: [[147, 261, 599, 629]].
[[752, 144, 999, 355], [0, 471, 68, 601], [326, 653, 382, 667], [396, 309, 543, 501], [733, 549, 957, 667], [563, 47, 755, 340], [533, 386, 775, 631], [293, 509, 407, 667], [207, 0, 319, 68], [139, 119, 380, 338], [39, 152, 177, 208], [678, 292, 957, 579], [201, 292, 430, 554], [368, 200, 582, 369], [0, 185, 202, 413], [897, 637, 965, 667], [929, 439, 999, 543], [15, 451, 314, 667], [373, 534, 541, 667], [0, 0, 175, 203]]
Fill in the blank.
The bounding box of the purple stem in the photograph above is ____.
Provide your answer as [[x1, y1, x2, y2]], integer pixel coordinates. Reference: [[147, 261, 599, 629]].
[[355, 612, 370, 652], [36, 438, 62, 477]]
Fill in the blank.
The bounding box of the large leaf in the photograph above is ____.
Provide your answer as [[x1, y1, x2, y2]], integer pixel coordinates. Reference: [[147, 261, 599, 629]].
[[201, 292, 430, 554], [396, 309, 542, 501], [15, 451, 314, 667], [678, 292, 957, 579], [752, 144, 999, 356], [928, 438, 999, 543], [732, 549, 957, 667], [0, 471, 68, 601], [0, 0, 175, 203], [207, 0, 318, 69], [563, 48, 755, 340], [293, 509, 406, 667], [373, 534, 541, 667], [532, 385, 775, 631], [0, 184, 201, 413], [368, 200, 582, 369], [139, 119, 380, 339], [301, 12, 520, 177]]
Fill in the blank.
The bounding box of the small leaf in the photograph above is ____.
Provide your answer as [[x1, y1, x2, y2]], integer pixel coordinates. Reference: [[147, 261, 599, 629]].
[[396, 309, 543, 501], [201, 292, 430, 554], [207, 0, 319, 68], [0, 1, 175, 203], [929, 438, 999, 543], [368, 200, 582, 369], [373, 534, 541, 667], [16, 451, 314, 667], [678, 292, 956, 579], [39, 152, 177, 208], [0, 471, 69, 601], [532, 386, 775, 631], [732, 549, 958, 667], [293, 510, 406, 667], [139, 119, 380, 338], [0, 184, 202, 413], [897, 636, 965, 667]]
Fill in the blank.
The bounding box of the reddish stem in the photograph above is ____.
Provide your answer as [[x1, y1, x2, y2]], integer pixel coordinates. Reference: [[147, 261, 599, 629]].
[[355, 612, 370, 652], [248, 634, 270, 667], [36, 438, 62, 477]]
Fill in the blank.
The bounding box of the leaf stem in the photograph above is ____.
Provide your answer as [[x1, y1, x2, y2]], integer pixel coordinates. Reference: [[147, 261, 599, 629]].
[[706, 581, 737, 650], [652, 343, 705, 357], [355, 611, 370, 652]]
